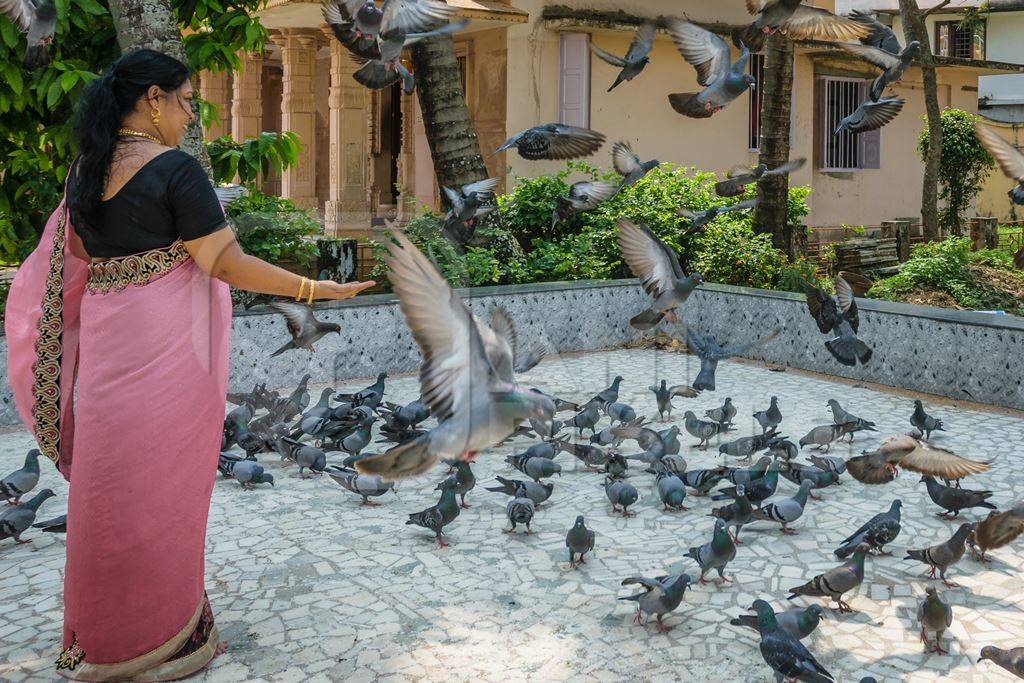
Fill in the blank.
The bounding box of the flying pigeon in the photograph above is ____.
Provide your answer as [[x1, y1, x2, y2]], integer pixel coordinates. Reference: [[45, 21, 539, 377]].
[[649, 379, 700, 421], [848, 435, 989, 485], [552, 180, 618, 228], [266, 301, 341, 357], [714, 158, 806, 198], [679, 198, 760, 234], [590, 21, 655, 91], [841, 41, 920, 102], [804, 276, 872, 366], [969, 503, 1024, 562], [975, 121, 1024, 210], [1, 0, 56, 69], [495, 123, 606, 160], [739, 0, 869, 52], [848, 8, 903, 55], [612, 141, 659, 189], [441, 177, 500, 246], [322, 1, 382, 61], [835, 97, 905, 135], [685, 325, 783, 391], [666, 19, 755, 118], [353, 19, 469, 95]]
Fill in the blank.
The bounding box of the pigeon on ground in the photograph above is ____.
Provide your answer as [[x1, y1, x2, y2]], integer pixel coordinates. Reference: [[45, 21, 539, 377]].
[[356, 231, 554, 479], [769, 439, 799, 463], [325, 465, 393, 504], [571, 402, 601, 438], [719, 468, 779, 509], [353, 19, 469, 95], [552, 180, 619, 229], [826, 399, 876, 441], [969, 503, 1024, 562], [507, 453, 562, 482], [590, 21, 655, 91], [277, 437, 328, 478], [334, 415, 378, 456], [666, 19, 755, 118], [714, 158, 806, 198], [659, 427, 683, 457], [905, 522, 973, 587], [587, 375, 624, 407], [590, 424, 624, 447], [603, 401, 637, 426], [918, 587, 953, 655], [484, 476, 554, 507], [781, 462, 840, 499], [841, 41, 920, 102], [835, 97, 905, 135], [722, 455, 772, 487], [1, 0, 56, 69], [809, 454, 846, 477], [804, 276, 872, 367], [849, 8, 903, 55], [267, 301, 342, 357], [705, 398, 737, 427], [682, 467, 729, 496], [445, 459, 476, 508], [612, 141, 659, 190], [219, 454, 276, 489], [678, 198, 760, 235], [649, 379, 700, 421], [799, 424, 842, 452], [978, 646, 1024, 678], [748, 599, 834, 682], [289, 388, 336, 438], [335, 372, 387, 409], [835, 500, 902, 558], [604, 452, 629, 479], [617, 218, 703, 330], [378, 398, 430, 433], [529, 388, 579, 414], [753, 480, 814, 535], [1, 448, 40, 505], [619, 573, 692, 633], [911, 400, 945, 440], [0, 488, 55, 543], [505, 485, 536, 534], [848, 434, 990, 485], [752, 397, 782, 435], [686, 326, 783, 391], [683, 411, 725, 449], [975, 121, 1024, 207], [719, 431, 783, 463], [731, 604, 825, 641], [921, 476, 996, 519], [407, 476, 460, 548], [711, 484, 753, 543], [789, 544, 869, 613], [604, 477, 639, 516], [687, 518, 737, 584], [739, 0, 868, 52], [441, 177, 500, 245], [566, 515, 595, 568], [657, 470, 689, 511], [32, 513, 66, 533], [563, 442, 614, 471], [612, 422, 666, 461], [495, 123, 606, 160]]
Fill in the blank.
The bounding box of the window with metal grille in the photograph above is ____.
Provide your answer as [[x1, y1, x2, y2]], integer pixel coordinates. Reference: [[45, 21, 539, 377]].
[[748, 53, 766, 151], [935, 19, 986, 60], [816, 76, 881, 172]]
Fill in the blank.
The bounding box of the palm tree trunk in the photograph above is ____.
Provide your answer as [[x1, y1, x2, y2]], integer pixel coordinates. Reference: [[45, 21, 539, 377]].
[[409, 34, 488, 202], [752, 34, 803, 258], [899, 0, 941, 241], [107, 0, 213, 177]]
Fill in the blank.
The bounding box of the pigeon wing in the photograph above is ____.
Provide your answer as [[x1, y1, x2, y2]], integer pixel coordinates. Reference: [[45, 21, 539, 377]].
[[716, 325, 783, 360], [974, 505, 1024, 550], [899, 440, 992, 481], [804, 284, 838, 334], [781, 5, 871, 42], [267, 301, 318, 341], [975, 122, 1024, 183], [849, 9, 902, 54], [542, 125, 606, 160], [381, 0, 454, 36], [834, 276, 861, 333], [666, 18, 731, 87], [763, 157, 807, 178], [860, 98, 905, 132], [589, 42, 628, 68], [625, 21, 656, 62], [616, 218, 678, 300], [0, 0, 33, 31], [839, 42, 901, 71], [612, 141, 642, 176], [461, 177, 500, 197]]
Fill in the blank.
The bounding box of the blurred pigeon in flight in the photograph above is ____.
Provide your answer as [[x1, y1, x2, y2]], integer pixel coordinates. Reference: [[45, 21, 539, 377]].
[[495, 123, 606, 160], [739, 0, 869, 52], [804, 276, 872, 367], [835, 97, 905, 135], [552, 180, 618, 229], [666, 19, 755, 118], [1, 0, 56, 69], [617, 218, 703, 330], [590, 21, 655, 91], [841, 41, 920, 101], [267, 301, 341, 357], [441, 177, 500, 246], [715, 158, 806, 198], [612, 141, 659, 190]]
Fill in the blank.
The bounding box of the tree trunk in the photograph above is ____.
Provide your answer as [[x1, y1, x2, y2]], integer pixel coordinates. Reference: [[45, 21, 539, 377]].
[[899, 0, 941, 241], [409, 34, 488, 203], [108, 0, 213, 177], [752, 34, 803, 258]]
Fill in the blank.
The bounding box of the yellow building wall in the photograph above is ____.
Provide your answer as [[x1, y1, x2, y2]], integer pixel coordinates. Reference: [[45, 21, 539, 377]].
[[976, 123, 1024, 222]]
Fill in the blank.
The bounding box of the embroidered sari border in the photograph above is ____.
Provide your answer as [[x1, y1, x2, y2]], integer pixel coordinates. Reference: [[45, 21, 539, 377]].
[[85, 240, 191, 295]]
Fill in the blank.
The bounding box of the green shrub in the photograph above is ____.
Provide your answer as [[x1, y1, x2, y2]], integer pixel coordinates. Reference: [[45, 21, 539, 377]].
[[525, 233, 615, 282], [692, 220, 785, 289], [226, 190, 321, 268], [0, 277, 9, 333], [777, 256, 824, 294], [207, 132, 303, 188]]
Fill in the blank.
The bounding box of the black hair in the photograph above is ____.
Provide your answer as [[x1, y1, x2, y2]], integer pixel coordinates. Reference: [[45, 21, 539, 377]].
[[67, 49, 190, 239]]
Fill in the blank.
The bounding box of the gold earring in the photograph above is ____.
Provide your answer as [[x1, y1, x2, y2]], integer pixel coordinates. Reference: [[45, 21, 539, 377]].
[[151, 108, 161, 126]]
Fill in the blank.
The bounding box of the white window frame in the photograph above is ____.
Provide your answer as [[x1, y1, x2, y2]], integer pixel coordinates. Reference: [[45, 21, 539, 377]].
[[558, 33, 591, 128]]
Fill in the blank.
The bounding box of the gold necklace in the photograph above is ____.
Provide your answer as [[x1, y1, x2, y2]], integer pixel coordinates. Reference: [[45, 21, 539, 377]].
[[117, 127, 164, 145]]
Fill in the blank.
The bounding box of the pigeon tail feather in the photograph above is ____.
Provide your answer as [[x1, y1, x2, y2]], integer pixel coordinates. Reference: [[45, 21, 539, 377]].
[[630, 308, 665, 330]]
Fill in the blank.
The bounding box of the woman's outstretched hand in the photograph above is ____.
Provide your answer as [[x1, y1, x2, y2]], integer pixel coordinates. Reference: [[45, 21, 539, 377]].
[[315, 279, 376, 301]]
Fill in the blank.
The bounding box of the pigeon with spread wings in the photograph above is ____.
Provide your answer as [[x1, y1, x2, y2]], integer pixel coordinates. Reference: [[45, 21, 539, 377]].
[[804, 276, 872, 367], [847, 434, 991, 485], [974, 123, 1024, 269], [666, 19, 755, 119], [590, 21, 656, 92], [616, 218, 703, 330], [267, 301, 341, 357], [835, 96, 905, 135], [1, 0, 55, 69], [739, 0, 869, 52], [356, 229, 554, 480], [441, 177, 500, 246], [495, 123, 606, 160], [686, 326, 783, 391], [840, 41, 920, 102], [715, 158, 806, 198]]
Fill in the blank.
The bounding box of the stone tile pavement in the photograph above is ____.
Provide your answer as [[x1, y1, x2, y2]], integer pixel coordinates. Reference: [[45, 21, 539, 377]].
[[1, 347, 1023, 682]]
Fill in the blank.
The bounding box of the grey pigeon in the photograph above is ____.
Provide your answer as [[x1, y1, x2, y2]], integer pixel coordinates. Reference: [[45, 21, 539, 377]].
[[799, 424, 841, 452], [835, 96, 905, 135], [552, 180, 618, 229], [219, 454, 275, 489], [406, 476, 461, 548], [687, 517, 737, 584], [911, 400, 945, 440], [769, 439, 799, 463], [354, 19, 468, 95], [826, 399, 876, 441], [0, 488, 55, 543], [659, 426, 683, 456], [325, 465, 393, 504], [748, 599, 834, 683], [656, 470, 689, 511], [683, 410, 725, 450], [356, 231, 554, 480], [484, 476, 553, 507], [322, 1, 382, 61], [841, 41, 920, 102], [804, 276, 872, 366], [731, 603, 825, 641], [590, 21, 655, 91], [719, 430, 784, 464], [590, 424, 624, 447], [289, 388, 335, 438], [611, 422, 665, 460], [714, 158, 806, 198], [679, 197, 759, 235], [752, 396, 782, 434], [739, 0, 868, 51], [649, 379, 700, 421], [666, 19, 755, 118], [789, 544, 870, 613], [507, 453, 561, 482], [849, 8, 902, 55], [682, 467, 728, 496], [918, 586, 953, 655], [780, 462, 840, 499], [921, 475, 995, 519], [604, 452, 629, 479], [1, 0, 56, 69], [975, 121, 1024, 207], [336, 0, 454, 41], [587, 375, 624, 407], [604, 477, 639, 516], [505, 485, 536, 534], [618, 218, 702, 329], [277, 437, 328, 478], [336, 415, 378, 455], [752, 480, 814, 534], [705, 398, 737, 427], [612, 141, 659, 189], [335, 371, 386, 409], [267, 301, 341, 357], [718, 467, 779, 509], [686, 326, 783, 391], [602, 401, 637, 426], [566, 515, 595, 568], [571, 402, 601, 437], [978, 646, 1024, 679], [619, 573, 692, 633], [905, 522, 973, 587], [442, 459, 476, 508], [722, 455, 772, 487], [1, 448, 40, 505], [835, 500, 902, 558], [710, 484, 753, 543], [529, 388, 579, 414], [32, 513, 66, 533], [441, 177, 500, 245], [562, 442, 613, 471], [495, 123, 605, 160], [809, 454, 846, 478]]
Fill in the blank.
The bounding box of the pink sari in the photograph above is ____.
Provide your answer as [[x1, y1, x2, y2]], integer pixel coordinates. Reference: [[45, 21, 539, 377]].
[[5, 200, 232, 681]]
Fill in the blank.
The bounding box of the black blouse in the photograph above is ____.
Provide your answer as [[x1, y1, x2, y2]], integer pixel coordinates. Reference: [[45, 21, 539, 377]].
[[70, 149, 228, 258]]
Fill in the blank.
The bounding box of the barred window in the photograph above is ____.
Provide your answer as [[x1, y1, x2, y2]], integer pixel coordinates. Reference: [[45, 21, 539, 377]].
[[816, 76, 882, 172], [748, 53, 766, 151], [935, 19, 986, 60]]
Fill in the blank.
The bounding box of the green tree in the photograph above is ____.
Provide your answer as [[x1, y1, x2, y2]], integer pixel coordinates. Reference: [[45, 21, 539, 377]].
[[918, 109, 994, 236]]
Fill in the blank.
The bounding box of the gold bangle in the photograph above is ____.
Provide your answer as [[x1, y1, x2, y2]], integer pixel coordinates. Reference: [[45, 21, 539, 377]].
[[296, 277, 307, 301], [307, 280, 316, 306]]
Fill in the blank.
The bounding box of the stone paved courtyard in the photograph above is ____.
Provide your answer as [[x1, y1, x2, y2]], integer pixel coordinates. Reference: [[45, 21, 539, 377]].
[[2, 347, 1024, 682]]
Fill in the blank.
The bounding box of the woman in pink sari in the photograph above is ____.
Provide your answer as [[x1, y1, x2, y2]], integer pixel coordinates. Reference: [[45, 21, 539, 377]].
[[4, 49, 373, 681]]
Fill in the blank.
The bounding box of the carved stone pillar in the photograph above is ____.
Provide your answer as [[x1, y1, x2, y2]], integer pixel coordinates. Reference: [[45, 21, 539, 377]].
[[231, 50, 263, 142], [199, 69, 231, 140], [398, 89, 419, 219], [274, 29, 320, 210], [321, 26, 370, 236]]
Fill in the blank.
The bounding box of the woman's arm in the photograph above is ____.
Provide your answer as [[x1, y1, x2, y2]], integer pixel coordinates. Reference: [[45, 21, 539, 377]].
[[182, 226, 375, 301]]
